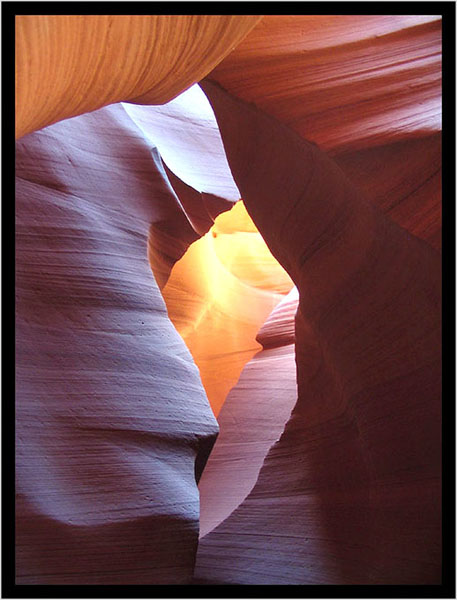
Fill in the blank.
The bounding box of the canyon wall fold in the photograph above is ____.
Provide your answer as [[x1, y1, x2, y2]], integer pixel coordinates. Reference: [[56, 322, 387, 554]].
[[122, 84, 240, 202], [194, 80, 441, 584], [15, 15, 261, 139], [209, 15, 441, 153], [198, 287, 299, 537], [15, 103, 220, 584], [14, 13, 443, 587]]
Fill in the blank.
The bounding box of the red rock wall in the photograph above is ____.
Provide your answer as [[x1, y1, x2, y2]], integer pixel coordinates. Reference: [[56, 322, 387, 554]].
[[209, 15, 442, 153], [14, 13, 442, 586], [194, 80, 441, 584], [334, 133, 442, 250]]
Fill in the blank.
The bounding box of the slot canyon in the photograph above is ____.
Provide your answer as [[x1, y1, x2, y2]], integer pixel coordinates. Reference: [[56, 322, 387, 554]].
[[14, 12, 444, 588]]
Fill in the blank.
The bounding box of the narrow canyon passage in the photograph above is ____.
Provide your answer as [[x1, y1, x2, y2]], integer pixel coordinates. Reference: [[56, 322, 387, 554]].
[[149, 199, 299, 536], [193, 80, 441, 585], [14, 12, 444, 588], [14, 82, 302, 583], [157, 200, 294, 417]]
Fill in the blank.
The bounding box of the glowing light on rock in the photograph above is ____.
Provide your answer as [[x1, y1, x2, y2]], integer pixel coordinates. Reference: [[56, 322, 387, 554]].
[[159, 200, 294, 416], [122, 84, 240, 200]]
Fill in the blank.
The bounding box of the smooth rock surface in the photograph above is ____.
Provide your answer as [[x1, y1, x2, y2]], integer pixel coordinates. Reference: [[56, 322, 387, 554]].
[[198, 288, 299, 537], [194, 80, 441, 585], [209, 15, 442, 153], [16, 15, 261, 139], [15, 103, 219, 584]]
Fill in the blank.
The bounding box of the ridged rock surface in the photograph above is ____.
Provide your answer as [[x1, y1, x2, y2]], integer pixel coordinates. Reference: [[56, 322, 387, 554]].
[[15, 104, 220, 584], [194, 80, 441, 585], [161, 201, 293, 416], [198, 287, 299, 537], [14, 13, 442, 587], [15, 15, 261, 139], [209, 15, 441, 153]]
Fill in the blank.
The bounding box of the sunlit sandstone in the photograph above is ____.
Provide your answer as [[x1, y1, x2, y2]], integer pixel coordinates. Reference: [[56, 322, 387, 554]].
[[15, 13, 442, 587], [15, 15, 261, 139], [160, 201, 293, 416]]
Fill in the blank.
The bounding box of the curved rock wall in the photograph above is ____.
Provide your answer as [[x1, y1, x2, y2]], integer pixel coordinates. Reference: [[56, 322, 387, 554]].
[[15, 15, 261, 139], [209, 15, 442, 153], [14, 13, 442, 587], [15, 104, 219, 584], [194, 80, 441, 584]]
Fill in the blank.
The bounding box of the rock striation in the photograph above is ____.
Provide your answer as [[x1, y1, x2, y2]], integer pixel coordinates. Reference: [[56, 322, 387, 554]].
[[15, 104, 221, 584], [14, 13, 442, 587], [194, 80, 441, 584], [334, 133, 442, 250], [15, 15, 261, 139], [209, 15, 442, 153]]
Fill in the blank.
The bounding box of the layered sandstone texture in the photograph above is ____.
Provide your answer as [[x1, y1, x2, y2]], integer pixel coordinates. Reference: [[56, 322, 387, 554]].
[[15, 14, 441, 586], [161, 200, 294, 416], [15, 15, 261, 139], [15, 103, 223, 585], [194, 79, 441, 585], [209, 15, 441, 153], [15, 15, 261, 584]]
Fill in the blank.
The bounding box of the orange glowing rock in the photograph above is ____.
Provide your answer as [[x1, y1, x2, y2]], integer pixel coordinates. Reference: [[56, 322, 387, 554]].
[[15, 15, 261, 139], [159, 200, 294, 416], [13, 11, 444, 588]]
